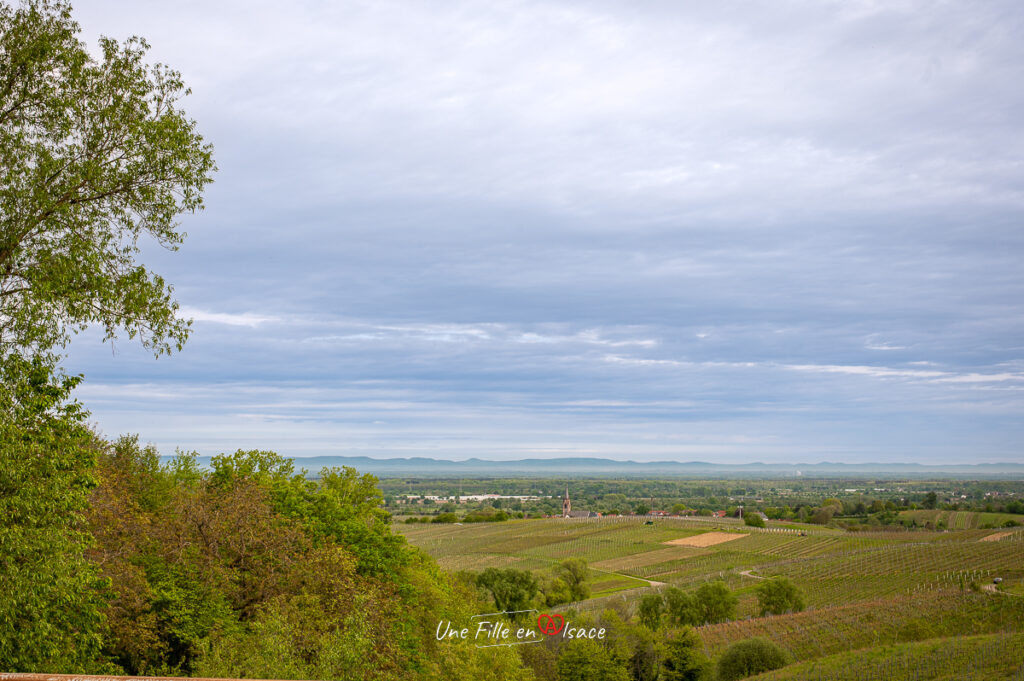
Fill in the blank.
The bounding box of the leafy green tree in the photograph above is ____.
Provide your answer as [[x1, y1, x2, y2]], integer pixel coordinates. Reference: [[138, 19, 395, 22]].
[[210, 452, 406, 577], [694, 580, 736, 624], [637, 593, 664, 630], [0, 355, 109, 672], [744, 513, 766, 528], [661, 627, 710, 681], [754, 577, 806, 616], [715, 637, 789, 681], [555, 557, 591, 602], [539, 575, 572, 607], [556, 638, 630, 681], [476, 568, 539, 616], [663, 587, 701, 626], [0, 0, 215, 356]]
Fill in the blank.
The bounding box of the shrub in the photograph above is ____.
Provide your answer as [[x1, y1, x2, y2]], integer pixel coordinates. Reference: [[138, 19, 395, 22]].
[[744, 514, 766, 528], [715, 637, 789, 681]]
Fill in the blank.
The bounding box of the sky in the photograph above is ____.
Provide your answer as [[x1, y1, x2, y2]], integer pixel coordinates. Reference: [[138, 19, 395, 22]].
[[63, 0, 1024, 464]]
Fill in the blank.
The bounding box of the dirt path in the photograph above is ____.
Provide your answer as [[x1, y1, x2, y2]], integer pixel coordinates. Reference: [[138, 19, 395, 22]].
[[739, 569, 765, 580]]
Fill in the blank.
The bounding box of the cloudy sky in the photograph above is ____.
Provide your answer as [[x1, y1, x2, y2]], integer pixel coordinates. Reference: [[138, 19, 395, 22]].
[[65, 0, 1024, 463]]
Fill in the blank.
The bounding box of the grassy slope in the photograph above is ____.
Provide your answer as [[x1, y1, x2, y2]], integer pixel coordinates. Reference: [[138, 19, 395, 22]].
[[745, 632, 1024, 681], [698, 589, 1024, 661]]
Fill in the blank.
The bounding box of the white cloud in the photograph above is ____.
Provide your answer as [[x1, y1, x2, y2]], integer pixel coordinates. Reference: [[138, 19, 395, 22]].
[[180, 307, 278, 327]]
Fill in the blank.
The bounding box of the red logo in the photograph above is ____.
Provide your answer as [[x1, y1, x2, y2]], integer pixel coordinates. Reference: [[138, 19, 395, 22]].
[[537, 613, 565, 636]]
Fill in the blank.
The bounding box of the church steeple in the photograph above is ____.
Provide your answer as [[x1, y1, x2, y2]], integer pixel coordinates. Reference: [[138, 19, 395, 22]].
[[562, 485, 571, 517]]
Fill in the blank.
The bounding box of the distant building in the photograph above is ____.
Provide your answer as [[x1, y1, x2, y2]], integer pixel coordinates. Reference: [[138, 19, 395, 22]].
[[562, 486, 600, 518]]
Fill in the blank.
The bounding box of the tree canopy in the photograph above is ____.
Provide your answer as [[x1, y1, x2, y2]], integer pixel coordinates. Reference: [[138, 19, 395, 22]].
[[0, 0, 215, 356], [755, 576, 806, 616]]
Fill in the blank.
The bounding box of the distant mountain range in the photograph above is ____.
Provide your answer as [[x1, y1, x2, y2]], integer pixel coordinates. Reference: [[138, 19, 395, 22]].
[[163, 455, 1024, 479]]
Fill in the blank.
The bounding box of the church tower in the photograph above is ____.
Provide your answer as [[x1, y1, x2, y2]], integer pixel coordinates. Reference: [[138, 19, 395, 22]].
[[562, 485, 571, 517]]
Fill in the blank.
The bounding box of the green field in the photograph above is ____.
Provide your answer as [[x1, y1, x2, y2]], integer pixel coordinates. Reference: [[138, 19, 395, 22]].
[[397, 516, 1024, 676]]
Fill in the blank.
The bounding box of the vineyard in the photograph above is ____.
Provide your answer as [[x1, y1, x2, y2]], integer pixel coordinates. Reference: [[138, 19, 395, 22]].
[[397, 515, 1024, 677], [746, 632, 1024, 680]]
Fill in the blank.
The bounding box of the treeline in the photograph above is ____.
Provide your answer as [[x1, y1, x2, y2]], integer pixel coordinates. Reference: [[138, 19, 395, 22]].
[[0, 356, 526, 679], [394, 485, 1024, 531]]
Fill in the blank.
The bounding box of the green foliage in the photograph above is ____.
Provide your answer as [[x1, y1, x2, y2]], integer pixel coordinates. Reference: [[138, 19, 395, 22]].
[[89, 442, 529, 679], [0, 0, 215, 355], [464, 507, 510, 522], [716, 637, 789, 681], [556, 638, 630, 681], [0, 355, 109, 672], [210, 451, 407, 577], [555, 558, 591, 602], [695, 581, 737, 624], [638, 593, 665, 630], [755, 577, 806, 616], [539, 574, 572, 607], [593, 608, 660, 681], [476, 568, 539, 616], [662, 627, 710, 681], [664, 587, 701, 626], [744, 513, 766, 528]]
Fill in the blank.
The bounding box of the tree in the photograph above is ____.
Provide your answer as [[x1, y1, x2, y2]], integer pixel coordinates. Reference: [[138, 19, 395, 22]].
[[754, 577, 805, 616], [556, 638, 629, 681], [555, 558, 591, 602], [539, 574, 572, 607], [923, 491, 938, 510], [0, 0, 215, 356], [476, 568, 538, 616], [637, 593, 664, 630], [744, 513, 766, 528], [661, 627, 709, 681], [694, 580, 736, 624], [0, 355, 109, 672], [663, 587, 700, 626], [715, 637, 789, 681]]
